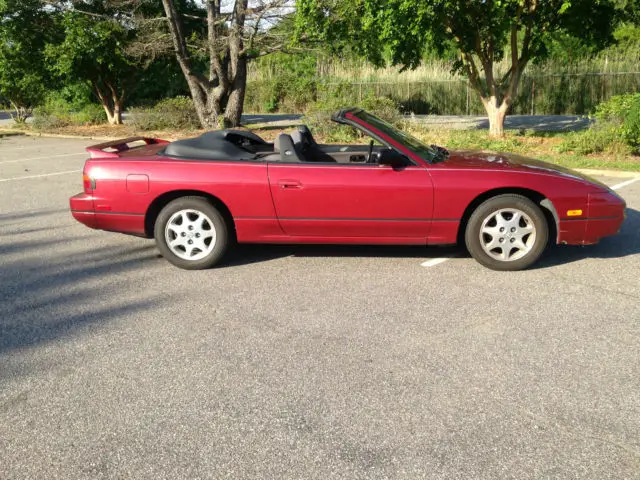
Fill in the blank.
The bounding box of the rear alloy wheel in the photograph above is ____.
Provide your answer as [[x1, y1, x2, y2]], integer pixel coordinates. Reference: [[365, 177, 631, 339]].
[[154, 196, 228, 270], [465, 194, 548, 271]]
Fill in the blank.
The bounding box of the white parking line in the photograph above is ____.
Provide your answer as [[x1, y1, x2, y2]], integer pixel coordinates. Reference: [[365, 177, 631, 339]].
[[421, 257, 454, 268], [0, 169, 81, 182], [0, 143, 74, 152], [611, 177, 640, 191], [0, 152, 86, 164]]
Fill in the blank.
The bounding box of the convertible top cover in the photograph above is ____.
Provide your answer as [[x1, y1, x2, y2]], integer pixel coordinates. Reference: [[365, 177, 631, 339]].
[[161, 129, 267, 160]]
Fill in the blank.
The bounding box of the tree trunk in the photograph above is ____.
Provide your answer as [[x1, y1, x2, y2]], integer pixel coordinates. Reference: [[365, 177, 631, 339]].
[[160, 0, 254, 131], [101, 102, 123, 125], [94, 82, 124, 125], [110, 107, 123, 125], [223, 58, 247, 127], [482, 97, 508, 137], [9, 102, 31, 124]]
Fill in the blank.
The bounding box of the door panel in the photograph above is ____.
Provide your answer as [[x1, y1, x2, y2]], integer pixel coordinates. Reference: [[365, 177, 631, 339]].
[[267, 163, 433, 238]]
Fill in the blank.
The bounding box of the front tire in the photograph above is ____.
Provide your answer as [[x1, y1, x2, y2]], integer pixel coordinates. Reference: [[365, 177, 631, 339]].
[[465, 194, 548, 271], [154, 196, 229, 270]]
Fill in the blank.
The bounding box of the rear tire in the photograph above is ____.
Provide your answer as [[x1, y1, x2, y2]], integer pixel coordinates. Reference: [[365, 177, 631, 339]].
[[154, 196, 229, 270], [465, 194, 548, 271]]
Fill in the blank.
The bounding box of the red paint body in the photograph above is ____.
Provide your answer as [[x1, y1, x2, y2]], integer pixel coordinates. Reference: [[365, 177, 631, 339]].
[[70, 118, 626, 250]]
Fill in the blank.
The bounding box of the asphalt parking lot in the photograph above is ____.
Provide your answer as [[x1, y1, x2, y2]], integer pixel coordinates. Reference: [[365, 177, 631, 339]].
[[1, 135, 639, 479]]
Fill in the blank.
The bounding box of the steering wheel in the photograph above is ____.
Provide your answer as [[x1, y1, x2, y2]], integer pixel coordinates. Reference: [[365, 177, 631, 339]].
[[365, 140, 375, 163]]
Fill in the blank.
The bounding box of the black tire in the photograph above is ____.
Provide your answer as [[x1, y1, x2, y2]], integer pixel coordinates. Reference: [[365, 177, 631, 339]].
[[465, 194, 548, 271], [154, 196, 229, 270]]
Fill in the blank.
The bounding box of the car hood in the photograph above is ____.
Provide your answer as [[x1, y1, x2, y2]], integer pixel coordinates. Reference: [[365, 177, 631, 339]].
[[443, 149, 608, 188]]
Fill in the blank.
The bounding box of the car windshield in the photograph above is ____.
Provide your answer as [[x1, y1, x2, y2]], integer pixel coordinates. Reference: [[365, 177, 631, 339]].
[[352, 110, 440, 162]]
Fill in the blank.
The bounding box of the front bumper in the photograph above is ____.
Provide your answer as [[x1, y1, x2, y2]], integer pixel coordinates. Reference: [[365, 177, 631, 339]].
[[559, 191, 626, 245], [584, 191, 626, 244]]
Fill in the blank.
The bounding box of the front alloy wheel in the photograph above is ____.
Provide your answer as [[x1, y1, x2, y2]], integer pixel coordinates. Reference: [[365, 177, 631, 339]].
[[465, 194, 548, 271], [479, 208, 536, 262]]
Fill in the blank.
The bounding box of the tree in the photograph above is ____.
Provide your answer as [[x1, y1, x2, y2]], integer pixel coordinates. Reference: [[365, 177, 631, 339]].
[[296, 0, 618, 136], [0, 0, 54, 122], [155, 0, 293, 128], [45, 10, 137, 125]]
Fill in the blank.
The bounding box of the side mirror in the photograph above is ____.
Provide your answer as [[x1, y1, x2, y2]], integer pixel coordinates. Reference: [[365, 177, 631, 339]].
[[377, 149, 408, 168]]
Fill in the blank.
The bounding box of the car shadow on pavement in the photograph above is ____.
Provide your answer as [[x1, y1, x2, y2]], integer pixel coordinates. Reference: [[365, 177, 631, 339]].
[[224, 209, 638, 270], [223, 243, 459, 268], [0, 208, 69, 225], [0, 236, 166, 369], [535, 208, 640, 269]]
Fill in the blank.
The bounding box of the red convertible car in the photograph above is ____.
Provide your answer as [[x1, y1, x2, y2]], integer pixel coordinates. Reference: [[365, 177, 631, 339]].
[[70, 108, 626, 271]]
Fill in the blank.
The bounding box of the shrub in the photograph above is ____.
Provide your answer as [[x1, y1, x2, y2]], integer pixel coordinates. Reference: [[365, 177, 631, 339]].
[[594, 93, 640, 122], [72, 103, 107, 124], [556, 124, 631, 156], [130, 96, 200, 131], [556, 94, 640, 155], [244, 53, 318, 113], [32, 93, 106, 130], [302, 88, 401, 143], [360, 95, 401, 124], [621, 95, 640, 150]]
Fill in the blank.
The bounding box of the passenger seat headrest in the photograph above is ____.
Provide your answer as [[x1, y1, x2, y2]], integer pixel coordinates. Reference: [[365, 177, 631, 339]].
[[274, 133, 284, 153]]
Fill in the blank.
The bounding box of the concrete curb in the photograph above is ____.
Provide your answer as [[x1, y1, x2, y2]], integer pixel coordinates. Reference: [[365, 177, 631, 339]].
[[20, 131, 186, 142], [21, 131, 117, 141], [0, 131, 26, 138]]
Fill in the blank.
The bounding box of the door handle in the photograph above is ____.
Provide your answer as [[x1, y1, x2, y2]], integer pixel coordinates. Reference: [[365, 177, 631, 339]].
[[278, 180, 302, 189]]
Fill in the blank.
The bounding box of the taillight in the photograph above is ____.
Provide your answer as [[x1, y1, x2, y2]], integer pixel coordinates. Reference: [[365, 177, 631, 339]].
[[83, 173, 96, 192]]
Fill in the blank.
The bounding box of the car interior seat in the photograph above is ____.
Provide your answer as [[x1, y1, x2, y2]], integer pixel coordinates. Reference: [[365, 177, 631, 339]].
[[274, 133, 304, 162], [291, 126, 336, 162]]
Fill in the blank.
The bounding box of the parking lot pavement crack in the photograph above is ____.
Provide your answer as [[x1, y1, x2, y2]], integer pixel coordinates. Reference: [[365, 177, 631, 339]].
[[548, 273, 640, 300], [0, 391, 28, 413], [495, 399, 640, 461]]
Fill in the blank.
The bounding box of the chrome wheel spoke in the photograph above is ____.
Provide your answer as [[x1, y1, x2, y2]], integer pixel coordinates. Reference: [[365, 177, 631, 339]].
[[484, 236, 501, 251], [193, 215, 206, 230], [496, 212, 510, 228], [168, 224, 183, 236], [512, 238, 528, 252], [479, 208, 537, 262], [169, 237, 185, 248], [194, 240, 207, 253], [164, 208, 217, 261], [518, 223, 534, 234], [481, 225, 501, 237]]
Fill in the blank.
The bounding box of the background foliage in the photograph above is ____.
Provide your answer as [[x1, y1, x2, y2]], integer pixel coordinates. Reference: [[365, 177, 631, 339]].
[[2, 1, 640, 128]]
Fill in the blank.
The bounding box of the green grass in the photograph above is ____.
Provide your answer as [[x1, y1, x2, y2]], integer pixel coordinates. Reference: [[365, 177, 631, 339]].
[[430, 130, 640, 171], [345, 123, 640, 171], [537, 154, 640, 171]]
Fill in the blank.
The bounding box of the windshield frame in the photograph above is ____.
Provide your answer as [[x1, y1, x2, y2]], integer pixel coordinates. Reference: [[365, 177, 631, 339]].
[[343, 109, 438, 165]]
